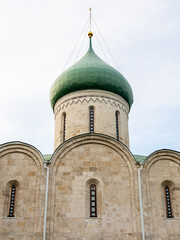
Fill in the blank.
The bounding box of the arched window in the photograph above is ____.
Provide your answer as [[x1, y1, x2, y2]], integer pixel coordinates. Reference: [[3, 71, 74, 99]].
[[89, 107, 94, 133], [90, 184, 97, 217], [115, 111, 119, 140], [63, 112, 66, 142], [8, 185, 16, 217], [165, 185, 173, 218]]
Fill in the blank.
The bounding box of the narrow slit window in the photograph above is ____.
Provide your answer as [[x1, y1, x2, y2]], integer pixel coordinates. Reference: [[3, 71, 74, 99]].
[[165, 186, 173, 218], [89, 107, 94, 133], [8, 185, 16, 217], [115, 111, 119, 140], [90, 184, 97, 217], [63, 113, 66, 142]]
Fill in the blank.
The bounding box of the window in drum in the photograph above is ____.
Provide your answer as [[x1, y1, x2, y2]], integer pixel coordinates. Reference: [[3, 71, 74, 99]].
[[63, 113, 66, 142], [8, 185, 16, 217], [89, 107, 94, 133], [165, 186, 173, 218], [90, 184, 97, 217], [115, 111, 119, 140]]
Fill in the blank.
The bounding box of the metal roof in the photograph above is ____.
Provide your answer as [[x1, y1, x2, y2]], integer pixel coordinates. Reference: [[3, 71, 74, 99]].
[[50, 38, 133, 110]]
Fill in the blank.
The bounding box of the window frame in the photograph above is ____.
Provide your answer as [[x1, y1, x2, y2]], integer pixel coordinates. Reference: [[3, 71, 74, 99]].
[[62, 112, 66, 142], [115, 110, 119, 140], [8, 184, 16, 217], [90, 184, 97, 217], [165, 185, 173, 218], [89, 107, 94, 133]]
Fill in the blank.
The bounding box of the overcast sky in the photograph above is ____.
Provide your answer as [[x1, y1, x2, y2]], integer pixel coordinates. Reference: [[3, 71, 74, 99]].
[[0, 0, 180, 156]]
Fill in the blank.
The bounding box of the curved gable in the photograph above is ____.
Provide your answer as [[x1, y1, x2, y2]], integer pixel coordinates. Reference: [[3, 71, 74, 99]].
[[144, 149, 180, 171], [51, 133, 136, 169], [0, 141, 44, 167]]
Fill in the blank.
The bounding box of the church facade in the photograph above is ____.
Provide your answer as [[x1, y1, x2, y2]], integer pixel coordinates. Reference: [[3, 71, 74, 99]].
[[0, 33, 179, 240]]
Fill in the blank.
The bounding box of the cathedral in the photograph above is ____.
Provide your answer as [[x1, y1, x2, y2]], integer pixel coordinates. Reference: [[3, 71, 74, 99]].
[[0, 30, 179, 240]]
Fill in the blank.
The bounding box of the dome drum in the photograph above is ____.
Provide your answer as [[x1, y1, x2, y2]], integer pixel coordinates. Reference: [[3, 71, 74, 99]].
[[53, 90, 130, 150]]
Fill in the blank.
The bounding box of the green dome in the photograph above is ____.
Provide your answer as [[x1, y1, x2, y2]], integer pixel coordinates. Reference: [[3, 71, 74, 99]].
[[50, 38, 133, 110]]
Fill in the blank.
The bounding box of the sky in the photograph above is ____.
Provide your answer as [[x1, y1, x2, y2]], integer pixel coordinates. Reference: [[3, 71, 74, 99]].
[[0, 0, 180, 156]]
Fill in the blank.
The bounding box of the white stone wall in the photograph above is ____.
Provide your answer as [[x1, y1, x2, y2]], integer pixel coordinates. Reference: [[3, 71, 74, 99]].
[[0, 142, 180, 239], [50, 135, 139, 240], [142, 150, 180, 240], [0, 143, 44, 240], [53, 90, 130, 150]]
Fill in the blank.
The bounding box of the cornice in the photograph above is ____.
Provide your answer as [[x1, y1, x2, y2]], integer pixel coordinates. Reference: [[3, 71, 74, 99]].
[[54, 94, 129, 116]]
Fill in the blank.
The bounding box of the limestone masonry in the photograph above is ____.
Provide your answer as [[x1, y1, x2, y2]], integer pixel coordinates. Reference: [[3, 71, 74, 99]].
[[0, 33, 179, 240]]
